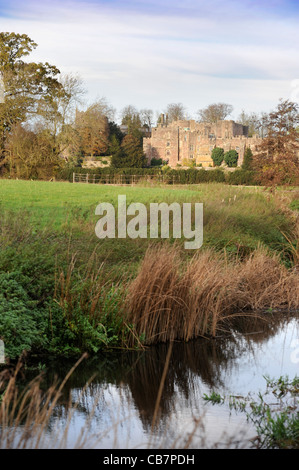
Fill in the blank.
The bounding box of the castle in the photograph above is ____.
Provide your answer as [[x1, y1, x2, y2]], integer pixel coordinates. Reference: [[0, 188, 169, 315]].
[[143, 115, 262, 167]]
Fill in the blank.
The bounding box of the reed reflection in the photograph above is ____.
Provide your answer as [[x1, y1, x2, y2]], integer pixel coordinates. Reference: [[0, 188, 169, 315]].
[[26, 313, 297, 432]]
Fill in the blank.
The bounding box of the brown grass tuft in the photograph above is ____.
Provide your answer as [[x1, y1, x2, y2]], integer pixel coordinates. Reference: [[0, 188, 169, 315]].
[[125, 245, 299, 345]]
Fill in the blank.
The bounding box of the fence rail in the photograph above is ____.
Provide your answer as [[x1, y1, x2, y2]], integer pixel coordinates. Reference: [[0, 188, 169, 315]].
[[72, 173, 178, 185]]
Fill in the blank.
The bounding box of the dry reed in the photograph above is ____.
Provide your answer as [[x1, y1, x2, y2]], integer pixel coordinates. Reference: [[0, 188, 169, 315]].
[[0, 354, 88, 449], [126, 244, 299, 345]]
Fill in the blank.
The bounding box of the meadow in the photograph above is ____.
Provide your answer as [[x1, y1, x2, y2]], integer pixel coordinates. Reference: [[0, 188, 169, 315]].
[[0, 179, 298, 360]]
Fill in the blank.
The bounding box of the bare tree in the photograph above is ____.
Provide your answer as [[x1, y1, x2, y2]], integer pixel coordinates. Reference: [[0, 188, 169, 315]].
[[140, 108, 154, 129], [164, 103, 187, 123], [197, 103, 233, 123], [237, 110, 265, 137]]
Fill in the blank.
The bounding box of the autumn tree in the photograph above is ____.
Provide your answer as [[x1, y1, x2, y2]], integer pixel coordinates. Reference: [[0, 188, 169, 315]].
[[74, 100, 112, 156], [197, 103, 233, 123], [253, 99, 299, 185], [5, 123, 64, 179], [0, 32, 63, 171]]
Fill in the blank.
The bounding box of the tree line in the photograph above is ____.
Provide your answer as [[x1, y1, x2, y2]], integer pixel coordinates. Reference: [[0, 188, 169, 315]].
[[0, 32, 298, 185]]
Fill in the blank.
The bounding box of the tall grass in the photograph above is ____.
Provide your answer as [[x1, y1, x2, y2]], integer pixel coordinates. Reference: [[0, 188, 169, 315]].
[[126, 244, 299, 345]]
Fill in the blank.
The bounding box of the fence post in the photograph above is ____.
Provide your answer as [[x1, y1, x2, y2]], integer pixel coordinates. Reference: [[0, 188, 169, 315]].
[[73, 172, 75, 183]]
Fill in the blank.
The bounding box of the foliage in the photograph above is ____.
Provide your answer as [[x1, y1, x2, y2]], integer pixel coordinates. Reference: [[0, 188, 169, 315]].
[[225, 169, 257, 186], [73, 101, 110, 156], [242, 147, 253, 170], [0, 272, 47, 359], [0, 179, 297, 360], [253, 99, 299, 186], [0, 32, 63, 170], [111, 134, 146, 168], [211, 147, 224, 166], [150, 157, 163, 166], [224, 376, 299, 448], [224, 149, 239, 167]]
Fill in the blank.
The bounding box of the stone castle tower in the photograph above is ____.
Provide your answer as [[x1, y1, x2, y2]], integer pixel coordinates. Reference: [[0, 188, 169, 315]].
[[143, 116, 262, 167]]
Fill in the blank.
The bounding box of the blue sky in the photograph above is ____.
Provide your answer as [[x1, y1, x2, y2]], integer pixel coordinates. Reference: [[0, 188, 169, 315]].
[[1, 0, 299, 122]]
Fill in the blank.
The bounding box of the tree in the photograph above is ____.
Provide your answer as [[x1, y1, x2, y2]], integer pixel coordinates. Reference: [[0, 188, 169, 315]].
[[224, 150, 238, 167], [120, 105, 142, 134], [197, 103, 233, 123], [5, 123, 64, 179], [242, 147, 253, 170], [74, 101, 110, 156], [237, 110, 261, 137], [0, 32, 63, 164], [164, 103, 187, 123], [140, 108, 154, 129], [111, 134, 146, 168], [211, 147, 224, 166], [34, 73, 86, 162], [253, 99, 299, 185], [107, 121, 124, 154]]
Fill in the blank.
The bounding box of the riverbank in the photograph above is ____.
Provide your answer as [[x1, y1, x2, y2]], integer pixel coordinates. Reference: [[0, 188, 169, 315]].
[[0, 179, 298, 361]]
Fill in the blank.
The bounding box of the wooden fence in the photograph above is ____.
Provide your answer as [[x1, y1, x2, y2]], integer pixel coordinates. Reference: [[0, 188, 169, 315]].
[[72, 173, 178, 185]]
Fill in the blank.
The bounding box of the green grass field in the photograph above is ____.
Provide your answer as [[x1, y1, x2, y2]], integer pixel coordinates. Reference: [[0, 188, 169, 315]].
[[0, 179, 298, 360]]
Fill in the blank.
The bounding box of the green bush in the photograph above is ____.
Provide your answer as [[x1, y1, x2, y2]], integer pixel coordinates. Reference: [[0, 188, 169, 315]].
[[226, 169, 258, 186], [224, 150, 239, 167], [211, 147, 224, 166], [0, 272, 47, 360]]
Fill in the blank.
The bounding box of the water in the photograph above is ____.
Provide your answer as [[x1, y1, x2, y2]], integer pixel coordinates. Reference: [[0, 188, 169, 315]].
[[4, 315, 299, 449]]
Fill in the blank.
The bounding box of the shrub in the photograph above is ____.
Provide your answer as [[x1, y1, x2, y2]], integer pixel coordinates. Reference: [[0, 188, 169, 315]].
[[226, 169, 258, 186], [224, 150, 239, 167], [211, 147, 224, 166], [0, 272, 47, 360], [150, 158, 163, 166]]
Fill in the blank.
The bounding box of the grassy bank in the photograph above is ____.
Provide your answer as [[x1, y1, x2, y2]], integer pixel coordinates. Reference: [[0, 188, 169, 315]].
[[0, 179, 298, 360]]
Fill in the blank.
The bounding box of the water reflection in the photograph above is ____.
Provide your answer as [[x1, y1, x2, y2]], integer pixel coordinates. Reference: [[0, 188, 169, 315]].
[[22, 314, 299, 448]]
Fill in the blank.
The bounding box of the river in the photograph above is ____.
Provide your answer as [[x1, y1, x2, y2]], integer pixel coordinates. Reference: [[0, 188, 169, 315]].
[[3, 314, 299, 449]]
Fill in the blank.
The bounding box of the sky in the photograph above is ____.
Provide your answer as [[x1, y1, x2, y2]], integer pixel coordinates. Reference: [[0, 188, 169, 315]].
[[1, 0, 299, 123]]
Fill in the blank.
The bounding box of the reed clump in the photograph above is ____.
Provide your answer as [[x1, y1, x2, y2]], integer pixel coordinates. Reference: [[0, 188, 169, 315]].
[[126, 245, 299, 345]]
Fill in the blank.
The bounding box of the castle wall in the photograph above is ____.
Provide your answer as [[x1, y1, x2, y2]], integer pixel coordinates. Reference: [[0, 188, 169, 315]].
[[143, 119, 261, 167]]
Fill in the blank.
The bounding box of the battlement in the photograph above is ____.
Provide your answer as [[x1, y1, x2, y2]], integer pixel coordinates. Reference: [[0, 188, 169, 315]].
[[144, 118, 261, 167]]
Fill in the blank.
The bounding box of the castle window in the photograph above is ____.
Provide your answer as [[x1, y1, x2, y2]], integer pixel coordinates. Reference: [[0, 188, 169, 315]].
[[190, 144, 194, 151], [190, 154, 194, 159], [197, 136, 201, 142], [184, 135, 187, 141], [166, 141, 170, 146]]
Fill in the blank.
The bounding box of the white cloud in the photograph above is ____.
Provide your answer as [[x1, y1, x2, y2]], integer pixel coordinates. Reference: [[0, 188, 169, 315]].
[[1, 0, 298, 119]]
